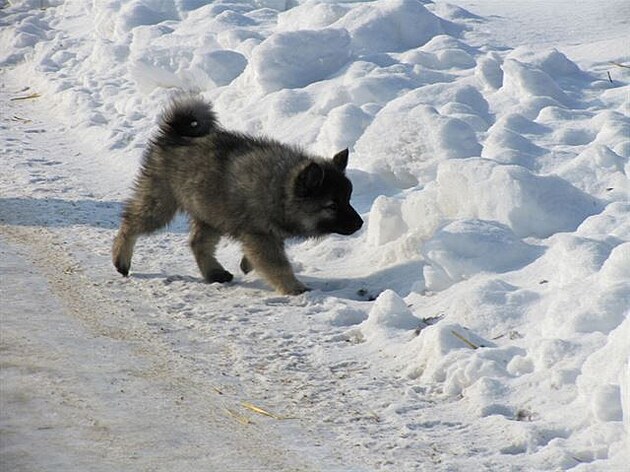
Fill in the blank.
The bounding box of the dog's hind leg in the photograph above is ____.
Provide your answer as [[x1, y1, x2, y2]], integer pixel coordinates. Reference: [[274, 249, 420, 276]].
[[240, 233, 308, 295], [112, 176, 177, 276], [189, 218, 233, 283]]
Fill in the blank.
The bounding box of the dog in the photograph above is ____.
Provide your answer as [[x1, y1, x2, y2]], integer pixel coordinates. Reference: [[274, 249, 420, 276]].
[[112, 96, 363, 294]]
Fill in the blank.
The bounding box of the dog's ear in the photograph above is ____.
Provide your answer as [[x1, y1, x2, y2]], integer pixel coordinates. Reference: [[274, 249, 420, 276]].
[[296, 162, 325, 196], [332, 148, 349, 172]]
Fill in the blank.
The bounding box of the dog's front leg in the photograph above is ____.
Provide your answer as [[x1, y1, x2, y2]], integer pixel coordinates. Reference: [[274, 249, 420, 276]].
[[189, 218, 233, 283], [241, 233, 309, 295]]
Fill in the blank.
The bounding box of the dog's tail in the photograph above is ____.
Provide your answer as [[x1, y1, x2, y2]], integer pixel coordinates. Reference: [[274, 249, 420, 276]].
[[155, 95, 218, 144]]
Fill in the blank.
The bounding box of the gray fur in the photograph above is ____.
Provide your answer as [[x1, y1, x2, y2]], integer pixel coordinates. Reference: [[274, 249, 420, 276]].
[[112, 96, 363, 294]]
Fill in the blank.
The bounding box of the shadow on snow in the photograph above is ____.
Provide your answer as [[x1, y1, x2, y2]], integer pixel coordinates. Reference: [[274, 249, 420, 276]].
[[0, 197, 188, 232]]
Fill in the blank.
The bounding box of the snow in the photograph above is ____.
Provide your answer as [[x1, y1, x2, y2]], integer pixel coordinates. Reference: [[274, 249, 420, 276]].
[[1, 0, 629, 470], [0, 239, 314, 471], [330, 0, 445, 55], [420, 219, 542, 290], [248, 27, 352, 92]]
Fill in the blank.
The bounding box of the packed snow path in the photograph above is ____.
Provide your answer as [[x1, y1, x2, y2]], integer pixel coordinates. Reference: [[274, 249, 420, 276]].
[[1, 239, 314, 471], [1, 1, 629, 471], [1, 87, 328, 471]]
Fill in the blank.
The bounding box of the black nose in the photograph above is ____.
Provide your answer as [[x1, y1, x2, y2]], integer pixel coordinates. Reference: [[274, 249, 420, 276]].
[[339, 211, 363, 235]]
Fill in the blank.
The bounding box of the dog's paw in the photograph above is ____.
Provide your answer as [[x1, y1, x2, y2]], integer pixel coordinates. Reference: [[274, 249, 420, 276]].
[[279, 281, 310, 295], [206, 269, 234, 283], [112, 234, 132, 277], [113, 254, 130, 277], [115, 262, 130, 277]]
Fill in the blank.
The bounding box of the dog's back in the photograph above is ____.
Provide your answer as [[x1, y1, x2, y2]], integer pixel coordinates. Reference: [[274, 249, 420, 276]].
[[145, 98, 310, 237]]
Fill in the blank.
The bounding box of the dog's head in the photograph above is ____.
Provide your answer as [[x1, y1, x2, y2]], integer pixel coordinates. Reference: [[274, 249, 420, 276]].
[[292, 149, 363, 237]]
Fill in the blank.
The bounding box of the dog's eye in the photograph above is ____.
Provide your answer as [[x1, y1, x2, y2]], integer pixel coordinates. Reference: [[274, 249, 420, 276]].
[[324, 203, 338, 211]]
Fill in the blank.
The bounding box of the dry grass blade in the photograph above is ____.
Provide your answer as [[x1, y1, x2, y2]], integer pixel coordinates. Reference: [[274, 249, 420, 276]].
[[225, 407, 254, 425], [10, 92, 41, 101], [451, 330, 479, 349], [241, 402, 295, 420], [241, 402, 280, 419], [11, 115, 33, 124], [610, 61, 630, 69]]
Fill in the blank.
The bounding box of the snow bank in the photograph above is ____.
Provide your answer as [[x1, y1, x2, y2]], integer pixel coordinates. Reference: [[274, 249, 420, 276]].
[[360, 289, 422, 339], [433, 158, 602, 238], [502, 59, 572, 106], [404, 322, 497, 394], [578, 317, 629, 422], [420, 219, 542, 291], [332, 0, 444, 55], [354, 85, 485, 187], [277, 1, 350, 31], [572, 316, 630, 461], [115, 1, 179, 37], [365, 157, 601, 265], [247, 28, 352, 93], [3, 0, 629, 469]]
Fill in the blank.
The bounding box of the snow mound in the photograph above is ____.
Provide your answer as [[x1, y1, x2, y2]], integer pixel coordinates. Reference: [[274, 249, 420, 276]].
[[421, 219, 542, 291], [600, 242, 630, 283], [115, 1, 179, 37], [399, 36, 477, 70], [336, 60, 417, 108], [247, 28, 351, 92], [355, 88, 483, 187], [332, 0, 444, 55], [475, 53, 503, 90], [366, 157, 602, 256], [3, 0, 630, 469], [502, 58, 572, 106], [315, 103, 372, 155], [404, 322, 497, 391], [277, 1, 350, 31], [433, 158, 602, 238], [508, 48, 584, 79], [359, 289, 423, 340], [538, 234, 629, 339], [558, 144, 628, 199], [0, 6, 53, 65], [575, 316, 629, 453], [196, 49, 248, 86], [366, 196, 408, 246]]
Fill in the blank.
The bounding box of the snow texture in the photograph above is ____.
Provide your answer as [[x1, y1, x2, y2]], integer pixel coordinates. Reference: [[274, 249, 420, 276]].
[[1, 0, 629, 470]]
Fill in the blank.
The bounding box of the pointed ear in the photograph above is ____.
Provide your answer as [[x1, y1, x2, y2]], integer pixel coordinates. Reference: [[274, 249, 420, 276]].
[[332, 148, 349, 172], [296, 162, 325, 196]]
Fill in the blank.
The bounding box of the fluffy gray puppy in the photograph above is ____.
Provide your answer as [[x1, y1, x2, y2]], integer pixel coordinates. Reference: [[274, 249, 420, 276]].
[[112, 96, 363, 294]]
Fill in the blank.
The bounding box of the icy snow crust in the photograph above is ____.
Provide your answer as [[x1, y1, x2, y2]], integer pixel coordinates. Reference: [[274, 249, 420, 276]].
[[1, 0, 629, 470]]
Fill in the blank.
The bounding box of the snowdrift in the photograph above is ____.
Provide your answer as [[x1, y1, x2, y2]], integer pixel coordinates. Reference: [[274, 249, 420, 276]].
[[2, 0, 629, 470]]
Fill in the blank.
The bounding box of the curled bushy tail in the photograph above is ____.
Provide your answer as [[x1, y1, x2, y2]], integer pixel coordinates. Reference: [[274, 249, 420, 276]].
[[154, 95, 218, 145]]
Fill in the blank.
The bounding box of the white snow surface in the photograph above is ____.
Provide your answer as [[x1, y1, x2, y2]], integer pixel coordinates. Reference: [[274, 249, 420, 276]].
[[1, 0, 629, 470]]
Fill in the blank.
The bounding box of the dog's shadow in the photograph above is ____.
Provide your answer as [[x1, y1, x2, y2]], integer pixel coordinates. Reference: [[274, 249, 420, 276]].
[[302, 260, 424, 301], [129, 260, 423, 302], [0, 197, 189, 233], [131, 273, 205, 285]]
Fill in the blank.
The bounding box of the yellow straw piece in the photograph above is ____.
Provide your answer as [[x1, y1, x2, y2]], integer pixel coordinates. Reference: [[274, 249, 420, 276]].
[[451, 330, 479, 349], [225, 408, 253, 425], [240, 402, 297, 420], [241, 402, 280, 419], [10, 92, 41, 101]]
